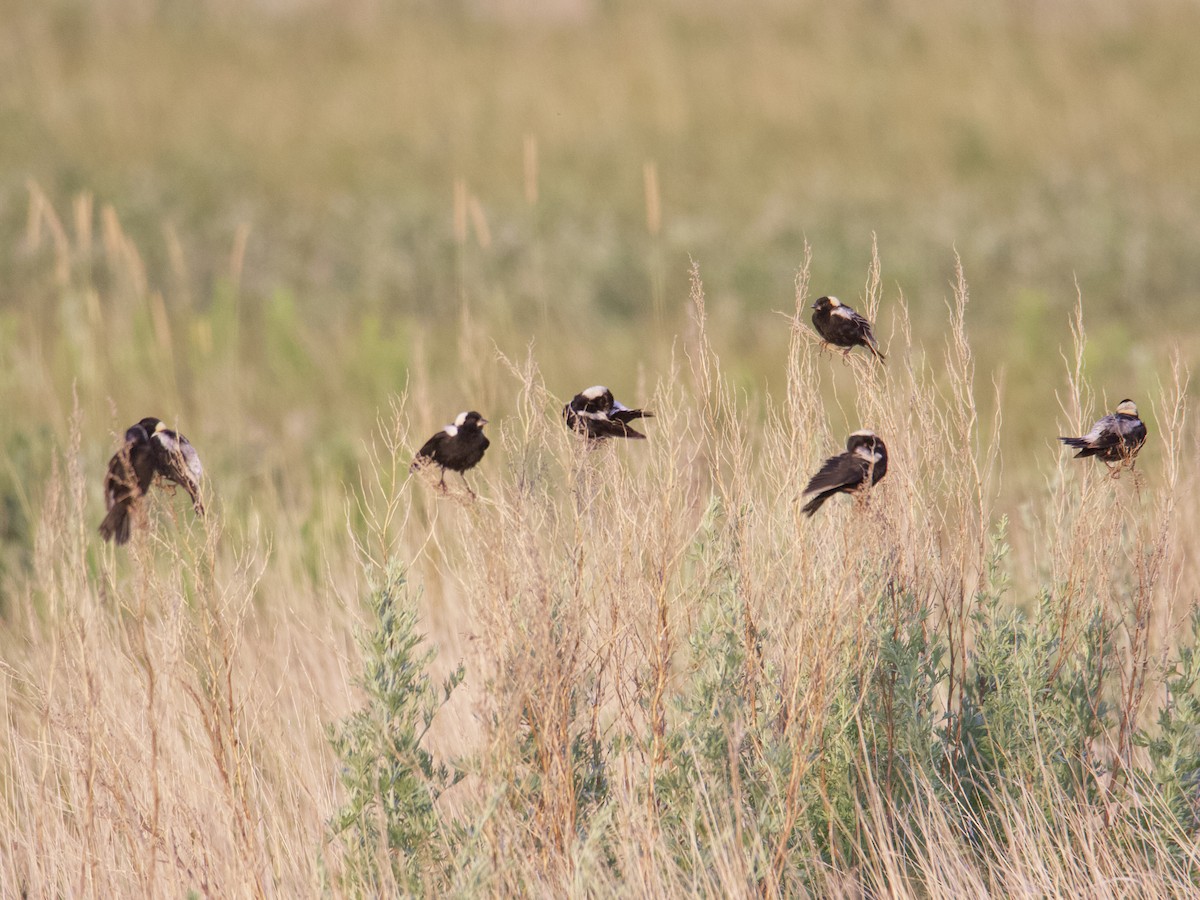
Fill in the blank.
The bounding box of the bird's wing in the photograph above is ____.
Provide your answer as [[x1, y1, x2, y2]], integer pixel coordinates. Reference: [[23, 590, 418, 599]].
[[1118, 417, 1148, 444], [106, 438, 160, 510], [803, 452, 868, 495], [103, 449, 137, 510], [1082, 414, 1121, 448], [581, 409, 646, 438], [414, 432, 447, 461], [155, 431, 204, 479], [832, 305, 880, 342], [850, 309, 880, 341], [153, 430, 204, 505], [610, 407, 652, 424]]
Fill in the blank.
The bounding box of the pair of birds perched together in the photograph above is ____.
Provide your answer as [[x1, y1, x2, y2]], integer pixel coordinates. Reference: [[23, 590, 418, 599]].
[[409, 385, 654, 493], [98, 296, 1148, 542]]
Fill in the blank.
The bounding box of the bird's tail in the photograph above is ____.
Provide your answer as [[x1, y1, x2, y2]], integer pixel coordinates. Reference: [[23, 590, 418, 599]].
[[866, 338, 886, 363], [1056, 436, 1094, 451], [99, 503, 132, 544], [801, 491, 833, 517], [612, 408, 653, 424], [1059, 436, 1095, 458]]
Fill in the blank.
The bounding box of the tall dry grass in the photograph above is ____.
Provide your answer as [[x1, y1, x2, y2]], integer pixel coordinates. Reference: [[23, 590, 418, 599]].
[[1, 196, 1196, 895]]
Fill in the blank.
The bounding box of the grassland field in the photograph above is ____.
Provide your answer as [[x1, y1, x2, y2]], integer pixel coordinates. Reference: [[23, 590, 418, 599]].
[[2, 1, 1200, 896]]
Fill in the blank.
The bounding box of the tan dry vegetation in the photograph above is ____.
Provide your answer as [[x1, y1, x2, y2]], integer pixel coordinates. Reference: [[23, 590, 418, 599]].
[[1, 226, 1196, 893], [3, 1, 1200, 895]]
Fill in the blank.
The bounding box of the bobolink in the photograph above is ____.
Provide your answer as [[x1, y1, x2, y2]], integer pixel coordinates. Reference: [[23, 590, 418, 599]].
[[99, 417, 204, 544], [411, 410, 490, 494], [563, 385, 653, 440], [801, 430, 888, 516], [1060, 399, 1147, 466], [810, 296, 885, 361]]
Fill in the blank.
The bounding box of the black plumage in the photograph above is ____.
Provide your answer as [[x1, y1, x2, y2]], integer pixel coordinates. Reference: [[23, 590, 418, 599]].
[[801, 430, 888, 517], [411, 410, 490, 493], [1060, 399, 1147, 465], [563, 385, 653, 440], [810, 296, 885, 361], [99, 416, 204, 544]]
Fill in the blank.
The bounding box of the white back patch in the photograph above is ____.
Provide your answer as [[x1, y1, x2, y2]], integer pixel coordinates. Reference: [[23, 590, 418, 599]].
[[832, 305, 857, 320], [443, 425, 459, 437], [1082, 419, 1109, 442]]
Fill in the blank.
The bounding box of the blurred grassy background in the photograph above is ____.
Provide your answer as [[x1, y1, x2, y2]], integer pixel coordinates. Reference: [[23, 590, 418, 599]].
[[4, 3, 1200, 892], [0, 0, 1197, 530]]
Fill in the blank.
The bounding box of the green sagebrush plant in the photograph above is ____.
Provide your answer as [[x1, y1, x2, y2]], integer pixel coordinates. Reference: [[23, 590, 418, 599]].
[[1136, 609, 1200, 847], [327, 561, 463, 895], [638, 514, 1200, 892]]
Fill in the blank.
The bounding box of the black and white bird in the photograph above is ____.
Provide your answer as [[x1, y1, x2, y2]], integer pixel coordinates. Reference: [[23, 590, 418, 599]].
[[810, 296, 885, 361], [99, 416, 204, 544], [411, 410, 490, 494], [1060, 399, 1147, 466], [801, 430, 888, 517], [563, 385, 653, 440]]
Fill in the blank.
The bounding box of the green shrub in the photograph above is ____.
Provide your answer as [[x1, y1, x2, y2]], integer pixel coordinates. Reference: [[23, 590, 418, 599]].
[[327, 561, 463, 895]]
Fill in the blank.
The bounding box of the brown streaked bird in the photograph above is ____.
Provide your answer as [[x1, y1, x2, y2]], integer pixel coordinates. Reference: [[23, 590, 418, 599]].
[[810, 296, 885, 361], [563, 385, 653, 440], [99, 417, 204, 544], [1059, 399, 1147, 467], [411, 410, 490, 495], [801, 430, 888, 517]]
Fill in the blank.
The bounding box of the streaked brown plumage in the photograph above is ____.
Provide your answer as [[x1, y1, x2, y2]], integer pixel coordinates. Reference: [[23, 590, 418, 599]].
[[100, 417, 204, 544]]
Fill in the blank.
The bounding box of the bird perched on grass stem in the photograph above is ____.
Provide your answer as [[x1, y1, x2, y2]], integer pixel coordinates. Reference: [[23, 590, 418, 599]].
[[801, 430, 888, 516], [99, 417, 204, 544], [411, 411, 490, 496], [563, 385, 653, 440], [1059, 399, 1147, 468], [810, 296, 885, 361]]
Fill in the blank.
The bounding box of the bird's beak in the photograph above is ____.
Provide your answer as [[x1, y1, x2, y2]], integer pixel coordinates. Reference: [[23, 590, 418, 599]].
[[810, 302, 819, 310], [479, 418, 489, 427]]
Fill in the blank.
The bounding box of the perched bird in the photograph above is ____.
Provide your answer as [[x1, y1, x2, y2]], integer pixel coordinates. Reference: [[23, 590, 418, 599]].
[[563, 385, 653, 440], [1060, 399, 1147, 466], [99, 417, 204, 544], [801, 430, 888, 517], [411, 411, 490, 494], [810, 296, 885, 361]]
